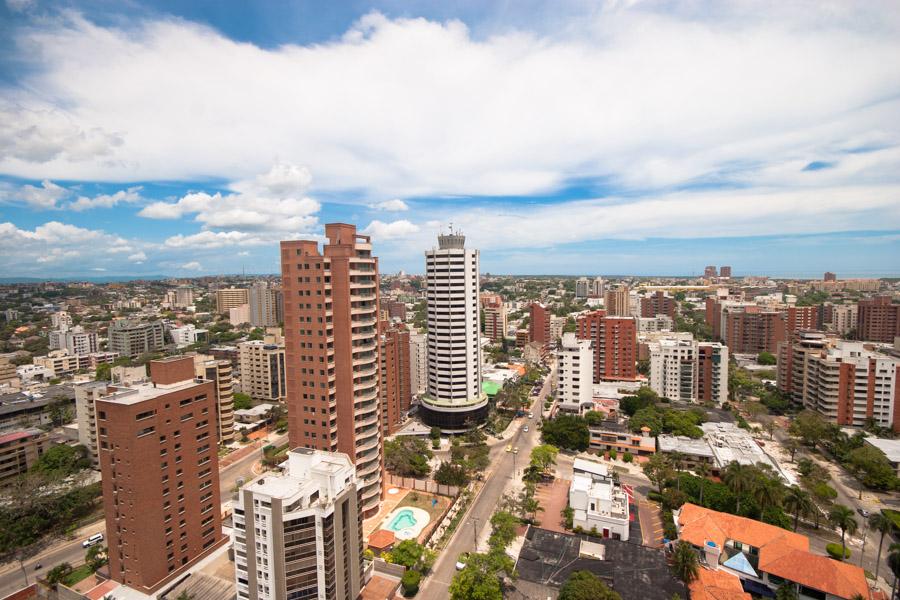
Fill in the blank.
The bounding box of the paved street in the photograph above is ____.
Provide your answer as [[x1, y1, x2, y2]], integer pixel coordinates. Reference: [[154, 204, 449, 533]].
[[421, 368, 552, 597], [0, 433, 285, 598]]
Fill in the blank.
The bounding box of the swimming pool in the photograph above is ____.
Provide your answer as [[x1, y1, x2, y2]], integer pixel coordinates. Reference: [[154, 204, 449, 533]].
[[387, 509, 418, 532]]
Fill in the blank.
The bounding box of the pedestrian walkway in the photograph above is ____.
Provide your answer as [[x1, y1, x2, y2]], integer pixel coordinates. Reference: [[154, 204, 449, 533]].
[[638, 499, 664, 548]]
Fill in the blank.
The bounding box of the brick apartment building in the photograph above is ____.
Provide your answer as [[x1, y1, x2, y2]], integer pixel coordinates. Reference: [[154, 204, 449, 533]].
[[640, 291, 677, 319], [857, 296, 900, 343], [529, 302, 551, 348], [96, 356, 226, 594], [576, 310, 637, 382], [379, 323, 411, 435], [280, 224, 383, 518]]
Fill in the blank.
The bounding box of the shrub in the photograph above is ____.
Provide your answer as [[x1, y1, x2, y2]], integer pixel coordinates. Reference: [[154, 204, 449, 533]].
[[363, 549, 374, 561], [401, 569, 421, 597], [825, 543, 850, 560], [608, 448, 618, 461], [647, 491, 664, 503], [623, 452, 633, 463]]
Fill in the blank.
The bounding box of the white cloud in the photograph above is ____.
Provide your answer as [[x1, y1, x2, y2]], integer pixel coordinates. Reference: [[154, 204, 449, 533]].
[[69, 187, 142, 211], [1, 7, 897, 203], [180, 261, 202, 271], [362, 219, 420, 240], [128, 251, 147, 262], [164, 231, 262, 249], [19, 180, 68, 209], [6, 0, 36, 13], [370, 199, 409, 211]]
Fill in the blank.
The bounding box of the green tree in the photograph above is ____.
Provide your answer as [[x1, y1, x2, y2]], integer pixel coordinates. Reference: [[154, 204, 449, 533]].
[[789, 411, 828, 447], [558, 570, 622, 600], [400, 569, 421, 597], [695, 463, 710, 506], [232, 392, 252, 410], [95, 362, 111, 381], [449, 551, 511, 600], [434, 462, 469, 486], [540, 415, 589, 451], [846, 445, 897, 491], [828, 504, 858, 560], [643, 453, 673, 496], [757, 351, 776, 365], [85, 544, 108, 571], [774, 583, 799, 600], [723, 462, 756, 515], [488, 510, 520, 551], [384, 438, 433, 478], [31, 444, 90, 476], [888, 542, 900, 600], [390, 540, 424, 569], [529, 444, 558, 475], [868, 512, 895, 586], [784, 438, 800, 463], [671, 540, 699, 584], [45, 562, 73, 587], [783, 486, 813, 532]]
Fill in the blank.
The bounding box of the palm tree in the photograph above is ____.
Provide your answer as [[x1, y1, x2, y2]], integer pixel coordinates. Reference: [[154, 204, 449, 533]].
[[828, 504, 858, 560], [869, 513, 894, 586], [670, 452, 685, 491], [723, 462, 756, 514], [783, 486, 813, 532], [671, 540, 699, 584], [752, 475, 786, 513], [695, 463, 710, 506], [888, 541, 900, 600]]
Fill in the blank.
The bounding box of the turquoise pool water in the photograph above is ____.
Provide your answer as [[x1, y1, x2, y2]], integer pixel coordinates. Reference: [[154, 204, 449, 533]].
[[387, 509, 417, 532]]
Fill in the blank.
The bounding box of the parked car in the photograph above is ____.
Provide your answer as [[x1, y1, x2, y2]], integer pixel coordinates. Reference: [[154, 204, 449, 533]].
[[82, 533, 104, 548], [506, 445, 512, 453]]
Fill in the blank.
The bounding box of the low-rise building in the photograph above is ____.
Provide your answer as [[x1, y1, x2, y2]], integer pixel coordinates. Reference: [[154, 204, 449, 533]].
[[863, 437, 900, 476], [588, 420, 656, 459], [0, 428, 53, 483], [170, 324, 209, 348], [108, 319, 166, 357], [569, 471, 630, 540], [675, 503, 870, 600], [238, 334, 286, 402], [33, 349, 119, 378]]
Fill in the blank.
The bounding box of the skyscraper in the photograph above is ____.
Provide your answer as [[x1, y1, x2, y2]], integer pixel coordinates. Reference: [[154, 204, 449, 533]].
[[216, 287, 250, 314], [576, 310, 637, 382], [280, 224, 382, 518], [529, 302, 551, 348], [233, 448, 363, 600], [96, 356, 226, 593], [419, 231, 488, 431], [249, 282, 283, 327], [604, 286, 631, 317], [379, 323, 412, 435], [574, 277, 590, 299]]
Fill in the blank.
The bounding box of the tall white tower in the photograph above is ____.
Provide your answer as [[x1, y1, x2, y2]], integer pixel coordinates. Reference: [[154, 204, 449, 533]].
[[419, 231, 488, 431]]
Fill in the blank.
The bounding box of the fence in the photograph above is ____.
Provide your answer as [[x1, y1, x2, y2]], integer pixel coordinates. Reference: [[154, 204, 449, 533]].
[[373, 558, 407, 579], [385, 473, 459, 497]]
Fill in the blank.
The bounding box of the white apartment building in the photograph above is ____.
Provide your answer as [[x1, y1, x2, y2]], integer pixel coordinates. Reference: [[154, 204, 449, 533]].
[[549, 315, 566, 344], [216, 287, 250, 314], [173, 285, 194, 308], [33, 349, 118, 377], [649, 338, 697, 402], [637, 315, 674, 333], [230, 304, 251, 325], [51, 311, 73, 329], [238, 335, 286, 401], [194, 355, 236, 445], [420, 231, 488, 431], [409, 332, 427, 396], [575, 277, 590, 299], [249, 282, 281, 327], [591, 277, 605, 298], [49, 326, 99, 355], [569, 472, 630, 540], [557, 332, 594, 414], [829, 303, 859, 336], [233, 448, 362, 600], [170, 324, 209, 348], [74, 380, 108, 468]]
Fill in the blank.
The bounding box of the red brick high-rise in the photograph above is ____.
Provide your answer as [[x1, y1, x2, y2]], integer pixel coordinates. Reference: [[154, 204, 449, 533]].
[[786, 305, 818, 337], [379, 323, 411, 435], [640, 291, 677, 319], [576, 310, 637, 382], [857, 296, 900, 343], [280, 224, 383, 518], [719, 266, 732, 278], [97, 356, 226, 594], [824, 271, 837, 282], [529, 302, 551, 348], [722, 306, 787, 354]]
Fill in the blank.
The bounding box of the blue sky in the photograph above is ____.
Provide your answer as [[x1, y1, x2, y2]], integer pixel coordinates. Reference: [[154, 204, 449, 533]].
[[1, 0, 899, 279]]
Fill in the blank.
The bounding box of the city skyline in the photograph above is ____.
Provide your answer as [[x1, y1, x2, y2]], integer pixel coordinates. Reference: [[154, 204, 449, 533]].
[[1, 1, 899, 277]]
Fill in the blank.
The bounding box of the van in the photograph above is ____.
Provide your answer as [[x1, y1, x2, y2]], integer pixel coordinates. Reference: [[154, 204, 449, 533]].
[[82, 533, 104, 548]]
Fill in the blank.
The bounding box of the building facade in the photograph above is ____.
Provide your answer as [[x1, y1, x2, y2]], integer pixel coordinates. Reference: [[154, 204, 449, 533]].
[[233, 448, 362, 600], [379, 324, 411, 435], [238, 336, 287, 402], [575, 277, 590, 299], [216, 288, 250, 314], [529, 302, 551, 348], [409, 332, 427, 397], [649, 338, 697, 402], [96, 356, 226, 593], [249, 282, 283, 328], [280, 223, 383, 518], [640, 291, 677, 319], [604, 287, 631, 317], [857, 296, 900, 343], [556, 332, 593, 414], [0, 428, 52, 483], [482, 298, 507, 343], [696, 342, 728, 405], [75, 380, 108, 468], [195, 356, 236, 445], [50, 326, 99, 355], [108, 320, 166, 357], [576, 311, 637, 382]]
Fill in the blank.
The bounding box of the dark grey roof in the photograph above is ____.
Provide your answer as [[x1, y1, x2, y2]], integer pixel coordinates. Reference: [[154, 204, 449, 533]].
[[514, 527, 686, 600]]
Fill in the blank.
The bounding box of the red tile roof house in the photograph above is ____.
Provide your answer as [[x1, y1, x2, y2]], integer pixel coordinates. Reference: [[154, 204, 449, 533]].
[[674, 503, 871, 600]]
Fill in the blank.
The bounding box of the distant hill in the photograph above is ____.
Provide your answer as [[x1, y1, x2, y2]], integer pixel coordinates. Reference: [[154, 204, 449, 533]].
[[0, 275, 172, 284]]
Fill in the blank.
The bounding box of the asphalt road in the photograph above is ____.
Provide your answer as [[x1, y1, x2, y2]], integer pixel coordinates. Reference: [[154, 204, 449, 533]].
[[0, 434, 285, 597], [421, 368, 552, 597]]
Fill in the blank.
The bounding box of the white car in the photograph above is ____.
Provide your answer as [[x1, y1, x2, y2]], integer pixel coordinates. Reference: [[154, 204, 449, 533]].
[[523, 425, 529, 432], [82, 533, 104, 548]]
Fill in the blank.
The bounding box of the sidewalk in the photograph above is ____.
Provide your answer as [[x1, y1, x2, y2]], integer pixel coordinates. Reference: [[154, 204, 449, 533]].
[[0, 519, 107, 576]]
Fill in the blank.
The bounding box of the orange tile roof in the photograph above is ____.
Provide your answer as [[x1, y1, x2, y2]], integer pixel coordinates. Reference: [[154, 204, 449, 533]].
[[677, 503, 808, 553], [689, 568, 752, 600], [760, 547, 870, 600], [367, 528, 396, 550], [677, 504, 870, 600]]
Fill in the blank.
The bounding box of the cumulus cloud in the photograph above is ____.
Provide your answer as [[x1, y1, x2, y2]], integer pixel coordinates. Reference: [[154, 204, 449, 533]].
[[1, 7, 897, 201], [164, 231, 263, 249], [128, 251, 147, 262], [370, 199, 409, 211], [19, 180, 68, 209], [70, 187, 142, 211], [180, 261, 202, 271], [362, 219, 420, 240]]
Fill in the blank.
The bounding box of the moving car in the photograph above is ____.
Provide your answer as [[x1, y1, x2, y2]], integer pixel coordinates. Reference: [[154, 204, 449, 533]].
[[82, 533, 104, 548], [523, 425, 529, 432], [506, 445, 512, 453]]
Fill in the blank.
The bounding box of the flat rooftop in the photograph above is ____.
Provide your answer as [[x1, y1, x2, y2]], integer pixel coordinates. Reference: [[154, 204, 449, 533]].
[[865, 437, 900, 463], [97, 378, 208, 406], [657, 434, 715, 458]]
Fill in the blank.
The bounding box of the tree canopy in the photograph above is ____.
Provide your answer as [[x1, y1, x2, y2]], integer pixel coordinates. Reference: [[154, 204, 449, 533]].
[[559, 571, 622, 600]]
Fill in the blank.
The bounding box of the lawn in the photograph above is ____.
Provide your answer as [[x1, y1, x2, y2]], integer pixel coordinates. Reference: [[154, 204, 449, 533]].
[[62, 564, 95, 587]]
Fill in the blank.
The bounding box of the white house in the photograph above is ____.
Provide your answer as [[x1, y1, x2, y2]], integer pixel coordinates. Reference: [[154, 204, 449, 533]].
[[569, 473, 630, 541]]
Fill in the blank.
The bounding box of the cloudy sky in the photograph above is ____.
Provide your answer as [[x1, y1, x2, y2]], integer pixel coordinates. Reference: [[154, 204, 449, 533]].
[[1, 0, 899, 279]]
